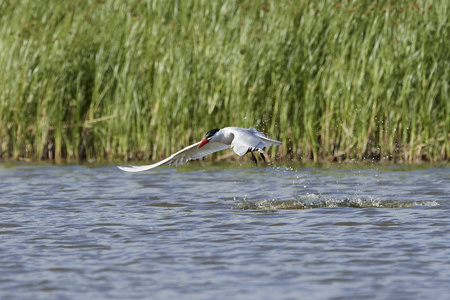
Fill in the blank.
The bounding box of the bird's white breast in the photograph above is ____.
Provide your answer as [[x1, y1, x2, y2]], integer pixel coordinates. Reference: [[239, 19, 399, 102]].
[[213, 128, 235, 145]]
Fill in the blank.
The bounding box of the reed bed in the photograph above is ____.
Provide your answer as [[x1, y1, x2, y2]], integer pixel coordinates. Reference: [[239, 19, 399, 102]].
[[0, 0, 448, 163]]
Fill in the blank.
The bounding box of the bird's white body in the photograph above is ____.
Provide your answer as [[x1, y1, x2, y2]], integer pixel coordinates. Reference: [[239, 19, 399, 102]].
[[118, 127, 281, 172]]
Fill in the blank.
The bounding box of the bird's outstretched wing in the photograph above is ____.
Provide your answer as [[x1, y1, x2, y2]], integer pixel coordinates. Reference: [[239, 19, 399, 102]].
[[117, 141, 230, 172]]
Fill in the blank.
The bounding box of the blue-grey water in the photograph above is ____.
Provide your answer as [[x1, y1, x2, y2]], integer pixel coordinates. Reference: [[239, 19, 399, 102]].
[[0, 162, 449, 300]]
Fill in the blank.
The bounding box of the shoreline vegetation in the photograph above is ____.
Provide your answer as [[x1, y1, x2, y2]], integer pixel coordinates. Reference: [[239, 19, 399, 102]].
[[0, 1, 448, 163]]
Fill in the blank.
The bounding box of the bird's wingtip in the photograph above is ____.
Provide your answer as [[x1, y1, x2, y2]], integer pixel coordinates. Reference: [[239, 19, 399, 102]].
[[117, 165, 137, 172], [117, 163, 160, 172]]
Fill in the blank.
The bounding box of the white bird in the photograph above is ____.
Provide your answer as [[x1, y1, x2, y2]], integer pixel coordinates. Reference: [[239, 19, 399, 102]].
[[117, 126, 281, 172]]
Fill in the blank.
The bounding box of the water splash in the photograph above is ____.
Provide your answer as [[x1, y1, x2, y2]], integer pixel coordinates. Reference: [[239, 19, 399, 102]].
[[234, 195, 440, 210]]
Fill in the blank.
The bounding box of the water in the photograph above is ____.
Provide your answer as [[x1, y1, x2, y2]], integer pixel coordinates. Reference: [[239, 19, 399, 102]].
[[0, 162, 449, 300]]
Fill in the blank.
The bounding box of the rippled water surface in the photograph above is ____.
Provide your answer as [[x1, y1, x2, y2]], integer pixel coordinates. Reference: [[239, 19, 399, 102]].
[[1, 162, 449, 299]]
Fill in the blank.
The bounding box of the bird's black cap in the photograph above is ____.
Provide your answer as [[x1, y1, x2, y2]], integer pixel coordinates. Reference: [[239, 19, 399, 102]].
[[205, 128, 220, 139]]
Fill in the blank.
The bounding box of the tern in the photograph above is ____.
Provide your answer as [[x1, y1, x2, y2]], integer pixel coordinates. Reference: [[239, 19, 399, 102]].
[[118, 127, 281, 172]]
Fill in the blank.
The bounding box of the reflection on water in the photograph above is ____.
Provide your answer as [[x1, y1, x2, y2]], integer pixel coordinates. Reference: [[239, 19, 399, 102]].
[[0, 162, 449, 299]]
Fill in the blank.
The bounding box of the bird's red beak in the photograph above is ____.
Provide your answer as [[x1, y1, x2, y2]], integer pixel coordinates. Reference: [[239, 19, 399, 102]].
[[198, 138, 210, 149]]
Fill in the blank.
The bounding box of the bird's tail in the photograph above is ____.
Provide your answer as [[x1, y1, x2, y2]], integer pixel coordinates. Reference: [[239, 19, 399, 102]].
[[249, 128, 282, 146], [260, 136, 282, 146]]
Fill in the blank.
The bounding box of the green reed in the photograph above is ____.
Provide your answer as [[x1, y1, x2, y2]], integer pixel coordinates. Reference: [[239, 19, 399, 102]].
[[0, 0, 448, 163]]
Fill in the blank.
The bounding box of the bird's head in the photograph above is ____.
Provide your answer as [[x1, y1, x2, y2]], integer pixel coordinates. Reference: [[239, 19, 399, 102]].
[[198, 128, 220, 148]]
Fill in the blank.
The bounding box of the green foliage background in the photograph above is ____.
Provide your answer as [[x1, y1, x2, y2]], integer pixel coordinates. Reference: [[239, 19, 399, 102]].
[[0, 0, 448, 162]]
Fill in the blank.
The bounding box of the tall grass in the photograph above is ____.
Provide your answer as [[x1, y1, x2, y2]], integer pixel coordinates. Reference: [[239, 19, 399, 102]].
[[0, 0, 448, 163]]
